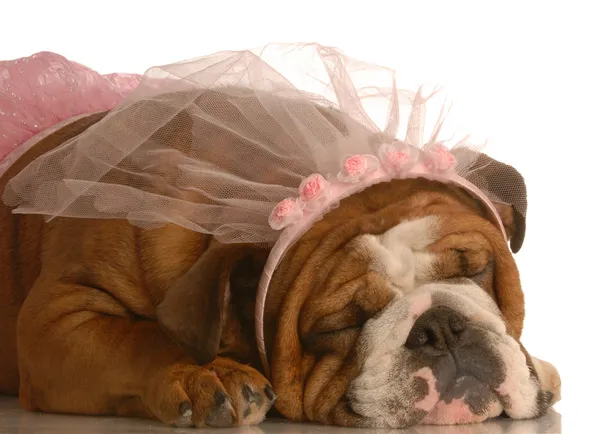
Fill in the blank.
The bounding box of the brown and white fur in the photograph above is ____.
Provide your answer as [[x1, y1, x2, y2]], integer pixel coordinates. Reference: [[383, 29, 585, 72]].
[[0, 90, 560, 428]]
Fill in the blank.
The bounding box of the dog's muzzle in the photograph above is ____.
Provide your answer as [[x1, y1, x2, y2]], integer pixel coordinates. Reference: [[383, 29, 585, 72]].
[[346, 282, 559, 428]]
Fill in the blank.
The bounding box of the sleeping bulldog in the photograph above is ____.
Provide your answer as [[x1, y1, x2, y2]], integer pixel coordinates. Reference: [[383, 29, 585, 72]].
[[0, 87, 560, 429]]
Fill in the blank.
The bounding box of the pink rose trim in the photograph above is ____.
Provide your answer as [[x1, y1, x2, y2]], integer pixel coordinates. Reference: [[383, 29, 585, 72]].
[[337, 154, 380, 183], [299, 173, 329, 211], [344, 155, 368, 177], [423, 144, 456, 173], [269, 197, 303, 230], [389, 151, 409, 165], [378, 142, 416, 175]]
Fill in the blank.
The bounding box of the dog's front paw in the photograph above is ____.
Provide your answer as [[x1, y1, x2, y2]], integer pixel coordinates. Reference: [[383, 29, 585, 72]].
[[144, 358, 275, 428], [208, 357, 276, 426]]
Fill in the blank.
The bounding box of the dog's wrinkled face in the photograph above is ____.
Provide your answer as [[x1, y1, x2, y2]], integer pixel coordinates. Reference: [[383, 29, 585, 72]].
[[265, 183, 560, 428]]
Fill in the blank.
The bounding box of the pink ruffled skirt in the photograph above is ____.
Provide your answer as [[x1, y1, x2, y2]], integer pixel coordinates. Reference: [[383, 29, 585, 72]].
[[0, 52, 141, 176]]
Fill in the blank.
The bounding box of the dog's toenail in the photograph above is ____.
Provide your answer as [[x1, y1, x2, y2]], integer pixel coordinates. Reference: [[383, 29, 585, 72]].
[[179, 401, 192, 417], [214, 390, 227, 406], [206, 391, 234, 427], [264, 385, 276, 402], [243, 384, 258, 404]]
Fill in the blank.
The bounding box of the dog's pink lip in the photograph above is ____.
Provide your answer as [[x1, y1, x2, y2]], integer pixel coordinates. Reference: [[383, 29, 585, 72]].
[[344, 377, 503, 427], [417, 375, 502, 425], [414, 367, 440, 412], [420, 398, 494, 425]]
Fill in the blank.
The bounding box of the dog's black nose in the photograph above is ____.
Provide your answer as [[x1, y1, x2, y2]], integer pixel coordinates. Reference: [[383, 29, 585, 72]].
[[405, 306, 467, 351]]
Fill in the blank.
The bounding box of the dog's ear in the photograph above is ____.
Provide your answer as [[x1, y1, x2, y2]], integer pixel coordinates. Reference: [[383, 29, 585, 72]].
[[492, 201, 527, 254], [156, 243, 265, 365], [455, 150, 528, 253]]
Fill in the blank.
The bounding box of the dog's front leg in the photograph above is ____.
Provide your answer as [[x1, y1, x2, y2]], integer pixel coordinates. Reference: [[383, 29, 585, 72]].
[[16, 281, 274, 427]]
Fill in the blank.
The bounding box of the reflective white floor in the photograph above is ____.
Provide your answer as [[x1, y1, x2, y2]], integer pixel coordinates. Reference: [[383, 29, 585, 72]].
[[0, 397, 563, 434]]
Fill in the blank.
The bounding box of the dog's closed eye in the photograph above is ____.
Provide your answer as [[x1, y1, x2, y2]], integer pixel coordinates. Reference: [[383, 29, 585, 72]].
[[452, 248, 492, 277], [427, 232, 494, 280], [426, 233, 498, 301], [429, 247, 492, 281]]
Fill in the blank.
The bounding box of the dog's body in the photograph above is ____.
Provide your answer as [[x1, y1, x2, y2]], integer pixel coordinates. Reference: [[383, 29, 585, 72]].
[[0, 91, 560, 428]]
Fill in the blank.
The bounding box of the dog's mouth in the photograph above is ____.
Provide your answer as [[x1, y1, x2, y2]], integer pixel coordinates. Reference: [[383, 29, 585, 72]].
[[346, 344, 552, 428], [418, 375, 504, 425], [346, 360, 506, 427], [413, 331, 508, 425], [413, 357, 556, 426]]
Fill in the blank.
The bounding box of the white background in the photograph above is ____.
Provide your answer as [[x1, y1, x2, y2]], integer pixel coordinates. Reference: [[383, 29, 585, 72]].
[[3, 1, 598, 431]]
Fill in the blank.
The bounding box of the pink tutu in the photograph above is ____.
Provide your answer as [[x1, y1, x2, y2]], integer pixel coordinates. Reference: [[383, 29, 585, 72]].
[[0, 51, 141, 168]]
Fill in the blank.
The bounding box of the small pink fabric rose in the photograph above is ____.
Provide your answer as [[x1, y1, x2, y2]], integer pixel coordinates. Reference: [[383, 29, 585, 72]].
[[378, 142, 417, 175], [269, 197, 303, 230], [337, 154, 380, 183], [344, 155, 368, 177], [423, 144, 456, 173], [299, 173, 329, 211], [389, 151, 409, 165]]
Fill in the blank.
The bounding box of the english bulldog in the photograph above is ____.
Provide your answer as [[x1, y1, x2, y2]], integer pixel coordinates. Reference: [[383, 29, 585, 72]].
[[0, 89, 560, 429]]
